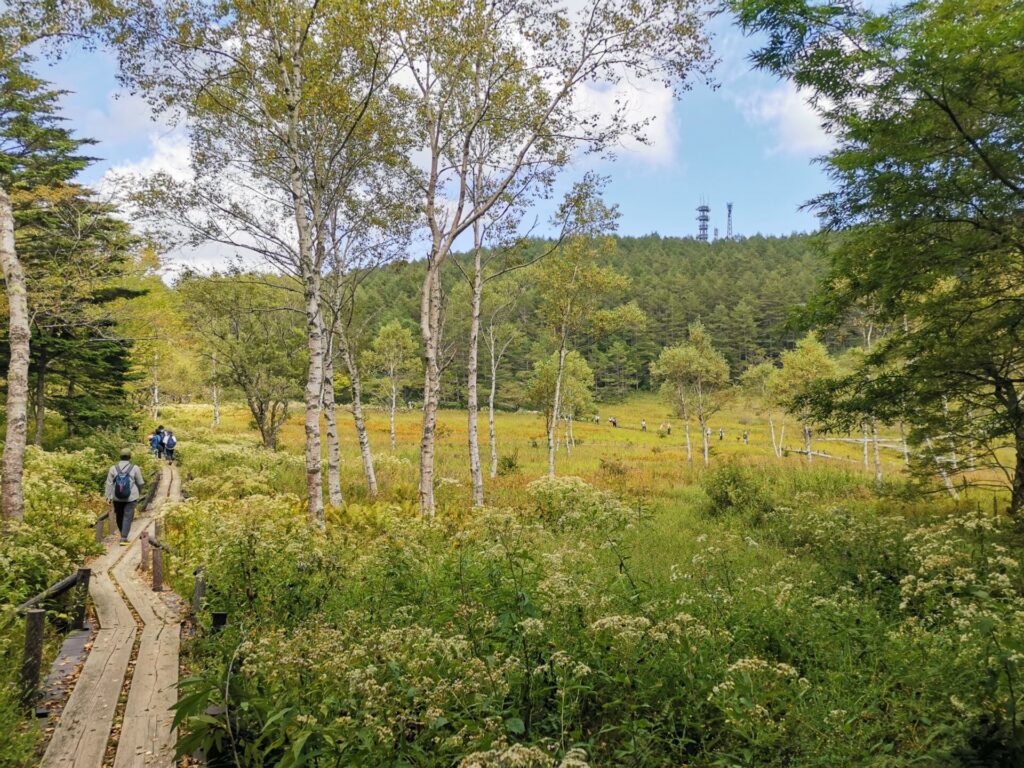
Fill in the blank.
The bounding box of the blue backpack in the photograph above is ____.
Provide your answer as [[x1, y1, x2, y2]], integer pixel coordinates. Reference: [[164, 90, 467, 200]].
[[113, 464, 135, 501]]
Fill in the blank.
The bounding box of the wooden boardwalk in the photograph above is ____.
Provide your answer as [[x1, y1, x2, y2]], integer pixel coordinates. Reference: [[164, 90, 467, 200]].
[[41, 466, 183, 768]]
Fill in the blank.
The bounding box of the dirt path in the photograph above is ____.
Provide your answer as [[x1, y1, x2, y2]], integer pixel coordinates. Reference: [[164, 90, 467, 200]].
[[41, 465, 183, 768]]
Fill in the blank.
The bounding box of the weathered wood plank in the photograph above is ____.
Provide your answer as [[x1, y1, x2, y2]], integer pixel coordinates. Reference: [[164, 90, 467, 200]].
[[112, 467, 181, 768], [40, 468, 179, 768]]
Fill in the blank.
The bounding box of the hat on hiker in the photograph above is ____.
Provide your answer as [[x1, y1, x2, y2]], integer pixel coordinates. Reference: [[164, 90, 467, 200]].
[[120, 448, 132, 459]]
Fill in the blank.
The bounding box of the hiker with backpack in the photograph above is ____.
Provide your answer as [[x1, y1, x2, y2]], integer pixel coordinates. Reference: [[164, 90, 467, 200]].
[[104, 449, 146, 545], [164, 430, 177, 464], [153, 425, 166, 458]]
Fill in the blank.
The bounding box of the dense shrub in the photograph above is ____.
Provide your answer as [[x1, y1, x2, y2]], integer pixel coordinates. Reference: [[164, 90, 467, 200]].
[[701, 462, 774, 521], [163, 429, 1024, 767], [0, 446, 115, 767]]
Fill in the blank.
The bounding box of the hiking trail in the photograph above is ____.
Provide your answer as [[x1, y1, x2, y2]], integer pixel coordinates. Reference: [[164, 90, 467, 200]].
[[41, 465, 183, 768]]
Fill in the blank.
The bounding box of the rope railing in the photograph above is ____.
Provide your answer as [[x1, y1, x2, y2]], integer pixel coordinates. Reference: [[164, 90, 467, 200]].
[[14, 567, 92, 708]]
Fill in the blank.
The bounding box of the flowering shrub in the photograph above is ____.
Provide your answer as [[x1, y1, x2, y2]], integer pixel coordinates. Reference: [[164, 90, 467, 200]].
[[525, 476, 641, 533], [163, 427, 1024, 766], [1, 445, 120, 767]]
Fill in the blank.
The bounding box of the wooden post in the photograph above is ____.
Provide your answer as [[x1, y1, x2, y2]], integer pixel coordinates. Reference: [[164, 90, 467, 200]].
[[95, 515, 105, 543], [212, 612, 227, 632], [152, 538, 164, 592], [72, 568, 91, 631], [139, 531, 150, 573], [107, 503, 116, 539], [191, 569, 206, 617], [20, 608, 45, 706]]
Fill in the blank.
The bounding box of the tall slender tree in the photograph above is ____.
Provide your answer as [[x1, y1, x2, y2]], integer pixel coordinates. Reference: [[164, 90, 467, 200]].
[[651, 322, 730, 467], [731, 0, 1024, 517], [363, 320, 420, 451], [0, 56, 91, 519], [115, 0, 404, 525], [535, 207, 645, 477], [397, 0, 712, 515]]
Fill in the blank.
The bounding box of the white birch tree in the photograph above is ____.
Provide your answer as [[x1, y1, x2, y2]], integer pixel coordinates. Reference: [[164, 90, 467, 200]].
[[396, 0, 711, 515], [115, 0, 402, 526]]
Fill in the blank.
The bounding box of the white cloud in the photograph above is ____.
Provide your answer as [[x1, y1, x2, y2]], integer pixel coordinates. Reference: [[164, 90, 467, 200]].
[[575, 78, 678, 166], [734, 82, 833, 157], [101, 131, 193, 186]]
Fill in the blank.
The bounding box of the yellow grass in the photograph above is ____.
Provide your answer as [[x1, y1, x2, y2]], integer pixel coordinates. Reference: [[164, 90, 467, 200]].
[[158, 393, 918, 510]]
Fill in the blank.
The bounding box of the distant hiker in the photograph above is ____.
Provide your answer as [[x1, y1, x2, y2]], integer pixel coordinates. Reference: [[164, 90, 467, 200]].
[[666, 423, 672, 435], [104, 449, 145, 545], [594, 414, 600, 424], [149, 429, 162, 456], [164, 431, 178, 464], [719, 428, 724, 441], [609, 416, 618, 428], [743, 430, 749, 444], [154, 425, 166, 458], [641, 419, 647, 432]]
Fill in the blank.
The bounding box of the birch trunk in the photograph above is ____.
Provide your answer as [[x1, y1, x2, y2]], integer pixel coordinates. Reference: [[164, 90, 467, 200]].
[[862, 422, 870, 470], [489, 360, 499, 478], [899, 421, 910, 465], [389, 376, 397, 450], [467, 243, 484, 506], [871, 420, 883, 488], [0, 188, 28, 522], [803, 423, 813, 464], [683, 404, 692, 464], [548, 342, 568, 479], [768, 411, 778, 457], [301, 273, 326, 525], [211, 352, 220, 429], [281, 46, 326, 525], [925, 436, 959, 499], [700, 415, 710, 467], [419, 264, 442, 516], [322, 341, 344, 508], [779, 419, 786, 456], [1010, 430, 1024, 522], [339, 332, 377, 496]]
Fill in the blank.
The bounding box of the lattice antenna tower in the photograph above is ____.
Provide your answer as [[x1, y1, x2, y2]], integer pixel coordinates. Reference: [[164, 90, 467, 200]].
[[726, 202, 734, 239], [696, 200, 710, 242]]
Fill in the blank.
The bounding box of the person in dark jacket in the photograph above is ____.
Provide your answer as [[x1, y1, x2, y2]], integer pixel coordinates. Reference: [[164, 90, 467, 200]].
[[104, 449, 145, 545], [164, 430, 178, 464]]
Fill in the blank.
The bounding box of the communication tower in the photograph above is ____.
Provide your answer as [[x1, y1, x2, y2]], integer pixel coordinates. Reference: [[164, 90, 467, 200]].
[[713, 227, 719, 241], [696, 202, 710, 242], [726, 202, 734, 239]]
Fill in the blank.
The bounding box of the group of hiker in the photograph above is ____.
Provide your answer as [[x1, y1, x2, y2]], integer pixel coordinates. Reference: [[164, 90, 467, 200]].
[[102, 426, 180, 546], [590, 416, 752, 444], [149, 425, 178, 463]]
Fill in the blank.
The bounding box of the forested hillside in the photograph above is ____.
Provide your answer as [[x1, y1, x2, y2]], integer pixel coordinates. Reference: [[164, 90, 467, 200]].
[[356, 233, 825, 405], [2, 0, 1023, 766]]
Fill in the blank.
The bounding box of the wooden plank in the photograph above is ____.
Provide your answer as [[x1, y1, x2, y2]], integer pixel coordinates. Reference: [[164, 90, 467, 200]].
[[112, 467, 181, 768], [41, 466, 182, 768], [40, 494, 154, 768], [39, 625, 136, 767]]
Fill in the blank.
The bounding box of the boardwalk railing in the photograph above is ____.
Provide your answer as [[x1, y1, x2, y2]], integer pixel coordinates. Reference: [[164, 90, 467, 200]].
[[139, 524, 226, 630], [14, 567, 92, 707]]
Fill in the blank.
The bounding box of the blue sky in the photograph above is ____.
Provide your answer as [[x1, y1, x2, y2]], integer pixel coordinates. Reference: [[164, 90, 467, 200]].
[[39, 12, 831, 256]]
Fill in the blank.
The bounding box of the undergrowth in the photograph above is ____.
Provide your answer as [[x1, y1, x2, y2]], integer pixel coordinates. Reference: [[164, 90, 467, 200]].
[[162, 432, 1024, 766]]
